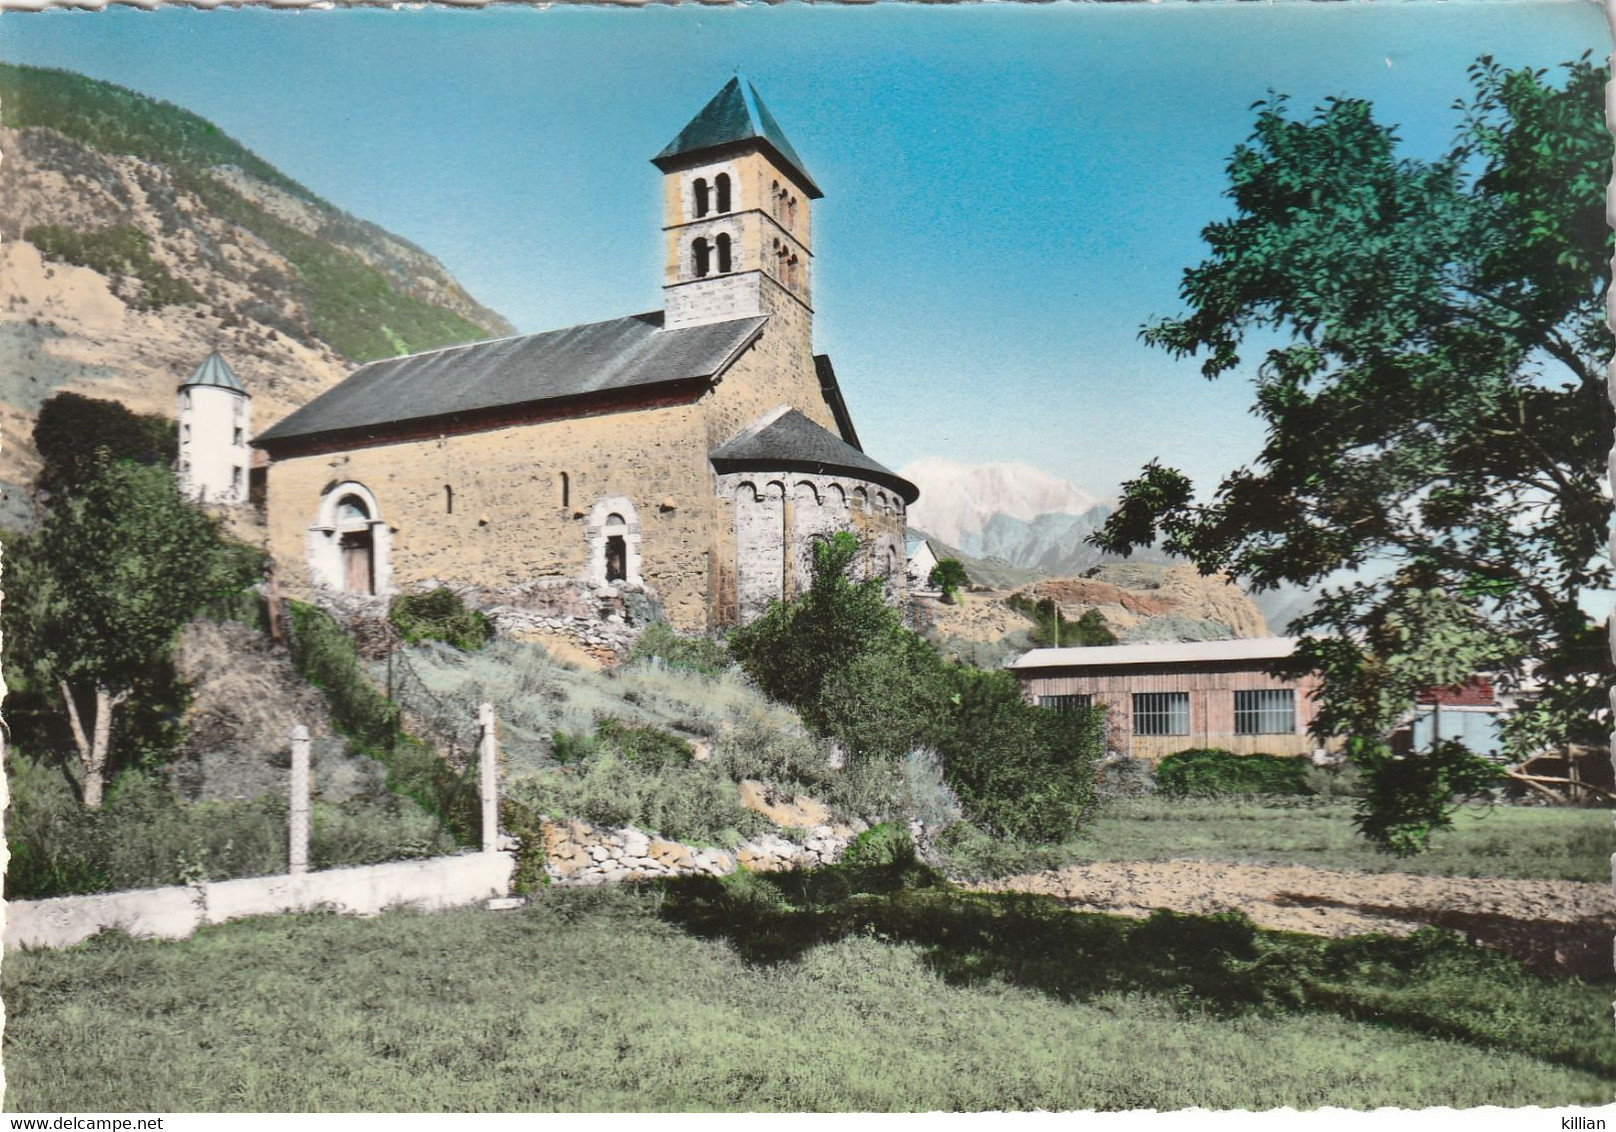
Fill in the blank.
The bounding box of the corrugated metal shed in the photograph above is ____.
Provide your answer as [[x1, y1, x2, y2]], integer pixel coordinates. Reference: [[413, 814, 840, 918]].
[[710, 407, 918, 502], [1012, 637, 1302, 670], [256, 311, 765, 446], [652, 76, 823, 199], [180, 350, 246, 393]]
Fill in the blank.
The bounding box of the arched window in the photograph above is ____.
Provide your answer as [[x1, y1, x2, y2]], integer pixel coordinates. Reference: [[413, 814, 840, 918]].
[[585, 497, 642, 586], [693, 237, 711, 278], [714, 172, 731, 213], [786, 196, 798, 228], [694, 177, 710, 218], [715, 233, 732, 274], [787, 255, 800, 287], [604, 513, 628, 582]]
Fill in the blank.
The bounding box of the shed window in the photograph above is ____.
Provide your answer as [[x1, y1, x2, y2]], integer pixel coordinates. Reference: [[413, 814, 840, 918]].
[[1133, 692, 1189, 736], [1039, 694, 1092, 715], [1235, 689, 1296, 735]]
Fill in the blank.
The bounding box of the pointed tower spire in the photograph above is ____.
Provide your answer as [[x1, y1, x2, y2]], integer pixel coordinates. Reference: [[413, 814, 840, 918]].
[[653, 76, 821, 200]]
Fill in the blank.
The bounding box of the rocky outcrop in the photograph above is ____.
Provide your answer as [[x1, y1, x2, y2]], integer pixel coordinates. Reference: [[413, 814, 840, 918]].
[[1021, 562, 1270, 641]]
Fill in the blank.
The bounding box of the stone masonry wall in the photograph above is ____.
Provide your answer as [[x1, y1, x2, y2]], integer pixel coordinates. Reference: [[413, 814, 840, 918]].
[[543, 816, 863, 886], [265, 401, 722, 631], [720, 469, 909, 620]]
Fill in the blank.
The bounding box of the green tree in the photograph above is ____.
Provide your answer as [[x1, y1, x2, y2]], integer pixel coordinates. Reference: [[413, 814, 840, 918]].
[[1092, 57, 1612, 851], [730, 531, 1103, 841], [927, 557, 969, 604], [33, 391, 177, 501], [727, 531, 898, 737], [7, 461, 260, 807]]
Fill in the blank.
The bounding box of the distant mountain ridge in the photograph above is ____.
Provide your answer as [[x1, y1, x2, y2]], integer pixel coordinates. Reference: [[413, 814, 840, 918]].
[[0, 64, 514, 525], [899, 457, 1104, 547]]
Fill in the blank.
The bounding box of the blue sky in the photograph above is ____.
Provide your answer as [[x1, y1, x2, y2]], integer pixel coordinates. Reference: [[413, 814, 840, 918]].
[[2, 2, 1608, 498]]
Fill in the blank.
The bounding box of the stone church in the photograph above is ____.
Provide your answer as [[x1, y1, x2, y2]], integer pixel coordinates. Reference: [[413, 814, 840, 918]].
[[254, 78, 917, 631]]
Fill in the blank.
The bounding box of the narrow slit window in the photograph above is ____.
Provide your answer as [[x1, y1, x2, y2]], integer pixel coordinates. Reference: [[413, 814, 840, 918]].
[[560, 471, 570, 509], [445, 484, 454, 515]]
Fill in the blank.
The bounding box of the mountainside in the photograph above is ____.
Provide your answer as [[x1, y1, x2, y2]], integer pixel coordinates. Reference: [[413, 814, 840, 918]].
[[899, 457, 1104, 547], [0, 64, 514, 524], [1024, 563, 1271, 642]]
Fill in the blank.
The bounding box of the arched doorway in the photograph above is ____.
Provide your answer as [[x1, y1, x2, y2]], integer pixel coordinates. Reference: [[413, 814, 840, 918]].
[[308, 481, 393, 596], [337, 495, 375, 595]]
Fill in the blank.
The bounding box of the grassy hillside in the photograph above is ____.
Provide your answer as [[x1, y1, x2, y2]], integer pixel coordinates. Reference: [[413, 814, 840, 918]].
[[0, 63, 322, 203]]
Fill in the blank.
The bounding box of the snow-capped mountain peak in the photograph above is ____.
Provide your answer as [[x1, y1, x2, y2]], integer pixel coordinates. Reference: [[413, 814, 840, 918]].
[[898, 457, 1106, 546]]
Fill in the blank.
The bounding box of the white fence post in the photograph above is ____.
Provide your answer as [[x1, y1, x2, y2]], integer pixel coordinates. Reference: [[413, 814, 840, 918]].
[[289, 724, 311, 876], [479, 702, 499, 853]]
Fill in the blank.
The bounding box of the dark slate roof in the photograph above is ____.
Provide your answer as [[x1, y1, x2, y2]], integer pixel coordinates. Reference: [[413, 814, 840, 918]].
[[256, 312, 766, 447], [652, 76, 822, 199], [181, 350, 246, 393], [710, 407, 918, 503]]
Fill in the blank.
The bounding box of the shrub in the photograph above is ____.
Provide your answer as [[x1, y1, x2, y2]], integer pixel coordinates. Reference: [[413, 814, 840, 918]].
[[1350, 738, 1504, 856], [389, 588, 492, 651], [1154, 748, 1313, 798], [287, 602, 475, 845], [939, 666, 1103, 843], [550, 728, 598, 765], [729, 531, 1104, 843], [512, 750, 766, 847], [26, 224, 201, 309], [839, 822, 914, 869], [595, 717, 693, 770], [3, 757, 452, 898], [1005, 593, 1116, 648], [628, 622, 730, 677], [927, 558, 969, 604]]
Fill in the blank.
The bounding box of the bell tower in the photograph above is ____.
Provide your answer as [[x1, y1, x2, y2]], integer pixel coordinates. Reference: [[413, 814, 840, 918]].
[[653, 76, 822, 331]]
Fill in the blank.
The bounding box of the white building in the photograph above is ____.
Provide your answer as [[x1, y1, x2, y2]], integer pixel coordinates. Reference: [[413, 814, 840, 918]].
[[177, 351, 251, 505], [906, 537, 941, 594]]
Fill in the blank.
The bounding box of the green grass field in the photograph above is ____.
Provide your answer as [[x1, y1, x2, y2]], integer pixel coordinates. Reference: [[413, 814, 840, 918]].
[[1073, 796, 1613, 882], [5, 884, 1610, 1112]]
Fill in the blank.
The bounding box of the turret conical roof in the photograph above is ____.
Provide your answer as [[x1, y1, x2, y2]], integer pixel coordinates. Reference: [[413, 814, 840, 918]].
[[653, 76, 822, 199], [180, 350, 247, 394]]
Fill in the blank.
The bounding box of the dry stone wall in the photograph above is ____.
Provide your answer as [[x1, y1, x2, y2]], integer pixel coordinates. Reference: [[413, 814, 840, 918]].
[[542, 816, 863, 886]]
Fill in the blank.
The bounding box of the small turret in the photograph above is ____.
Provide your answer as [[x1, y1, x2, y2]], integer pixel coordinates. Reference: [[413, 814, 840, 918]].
[[177, 350, 251, 505]]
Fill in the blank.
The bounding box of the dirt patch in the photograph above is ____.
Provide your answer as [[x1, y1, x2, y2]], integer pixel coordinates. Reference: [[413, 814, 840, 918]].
[[920, 591, 1036, 644], [974, 860, 1615, 978]]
